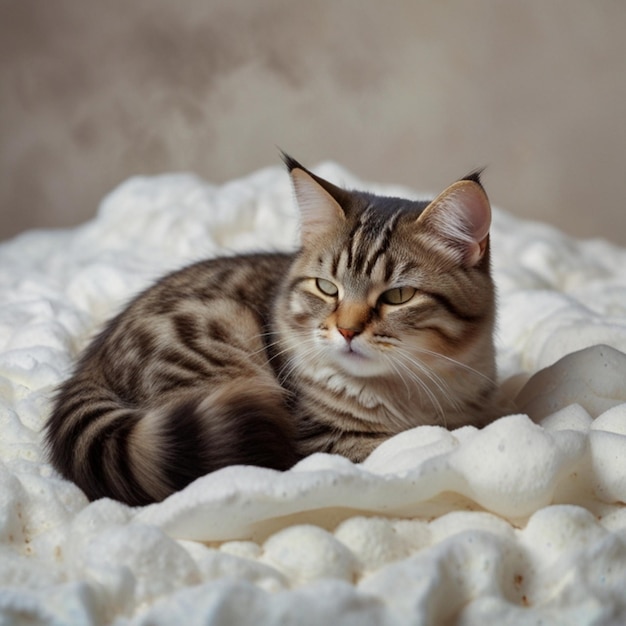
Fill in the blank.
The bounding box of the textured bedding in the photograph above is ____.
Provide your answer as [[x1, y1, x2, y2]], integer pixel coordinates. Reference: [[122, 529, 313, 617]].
[[1, 163, 626, 625]]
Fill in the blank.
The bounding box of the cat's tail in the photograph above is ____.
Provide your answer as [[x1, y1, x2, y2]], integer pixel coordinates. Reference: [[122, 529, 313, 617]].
[[45, 379, 298, 506]]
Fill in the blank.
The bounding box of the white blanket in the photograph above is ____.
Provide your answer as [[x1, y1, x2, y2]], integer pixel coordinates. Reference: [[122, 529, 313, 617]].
[[1, 164, 626, 625]]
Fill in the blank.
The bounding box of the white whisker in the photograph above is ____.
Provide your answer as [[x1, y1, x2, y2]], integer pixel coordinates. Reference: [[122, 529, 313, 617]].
[[392, 350, 449, 426], [413, 345, 496, 386], [276, 340, 321, 384]]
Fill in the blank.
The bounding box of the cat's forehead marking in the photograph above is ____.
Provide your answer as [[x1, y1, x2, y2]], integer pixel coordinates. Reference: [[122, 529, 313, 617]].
[[346, 204, 403, 276], [323, 195, 436, 289]]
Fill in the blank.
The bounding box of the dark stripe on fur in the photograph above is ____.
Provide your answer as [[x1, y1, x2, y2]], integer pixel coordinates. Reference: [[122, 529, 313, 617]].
[[85, 411, 150, 504], [171, 313, 204, 345], [295, 414, 335, 443], [53, 394, 122, 448], [157, 347, 213, 377], [112, 414, 149, 503], [365, 213, 400, 276], [170, 316, 227, 369], [383, 256, 396, 283], [151, 370, 207, 394], [159, 392, 298, 495], [133, 328, 159, 358], [349, 210, 372, 271], [331, 249, 341, 278], [425, 290, 483, 323], [207, 320, 232, 345]]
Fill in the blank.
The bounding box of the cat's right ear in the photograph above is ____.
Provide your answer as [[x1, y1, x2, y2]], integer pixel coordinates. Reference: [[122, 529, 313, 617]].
[[416, 177, 492, 267], [283, 154, 346, 240]]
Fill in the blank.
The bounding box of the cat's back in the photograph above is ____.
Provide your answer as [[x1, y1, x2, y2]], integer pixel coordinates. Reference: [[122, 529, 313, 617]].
[[75, 251, 295, 388], [133, 251, 294, 317], [85, 251, 291, 351], [46, 250, 299, 505]]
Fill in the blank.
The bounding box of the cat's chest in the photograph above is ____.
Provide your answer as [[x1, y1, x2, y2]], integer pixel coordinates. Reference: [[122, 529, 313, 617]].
[[298, 365, 411, 429], [314, 367, 382, 409]]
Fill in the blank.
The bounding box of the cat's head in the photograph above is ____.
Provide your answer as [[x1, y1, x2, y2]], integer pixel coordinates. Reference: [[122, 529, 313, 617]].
[[276, 155, 496, 410]]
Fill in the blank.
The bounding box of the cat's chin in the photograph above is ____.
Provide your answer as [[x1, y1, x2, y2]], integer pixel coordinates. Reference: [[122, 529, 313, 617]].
[[329, 348, 389, 378]]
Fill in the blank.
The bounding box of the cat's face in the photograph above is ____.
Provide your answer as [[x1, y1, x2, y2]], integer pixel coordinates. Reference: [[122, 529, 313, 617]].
[[275, 158, 496, 408]]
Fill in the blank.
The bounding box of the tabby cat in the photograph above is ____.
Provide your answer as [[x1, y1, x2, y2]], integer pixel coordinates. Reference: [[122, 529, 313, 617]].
[[45, 155, 498, 506]]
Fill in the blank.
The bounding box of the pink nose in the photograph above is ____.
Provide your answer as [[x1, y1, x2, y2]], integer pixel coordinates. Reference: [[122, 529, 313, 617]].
[[338, 327, 359, 341]]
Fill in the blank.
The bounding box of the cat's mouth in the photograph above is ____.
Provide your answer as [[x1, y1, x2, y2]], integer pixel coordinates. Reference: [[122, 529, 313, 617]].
[[332, 344, 388, 377], [342, 346, 367, 359], [337, 340, 367, 357]]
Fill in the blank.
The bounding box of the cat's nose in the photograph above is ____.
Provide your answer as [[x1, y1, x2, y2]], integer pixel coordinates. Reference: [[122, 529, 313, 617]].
[[338, 327, 360, 342]]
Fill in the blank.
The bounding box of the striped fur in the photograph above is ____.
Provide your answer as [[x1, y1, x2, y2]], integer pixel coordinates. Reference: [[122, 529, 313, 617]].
[[46, 157, 498, 505]]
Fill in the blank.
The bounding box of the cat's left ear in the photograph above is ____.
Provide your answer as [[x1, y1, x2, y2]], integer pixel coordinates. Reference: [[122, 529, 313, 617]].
[[416, 178, 491, 267], [283, 153, 346, 240]]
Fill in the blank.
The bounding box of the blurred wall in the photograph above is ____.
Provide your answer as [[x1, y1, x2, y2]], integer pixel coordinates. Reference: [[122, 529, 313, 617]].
[[2, 0, 626, 244]]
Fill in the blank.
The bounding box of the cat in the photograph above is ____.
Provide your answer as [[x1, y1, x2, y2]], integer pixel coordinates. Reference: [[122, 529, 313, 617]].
[[45, 155, 498, 506]]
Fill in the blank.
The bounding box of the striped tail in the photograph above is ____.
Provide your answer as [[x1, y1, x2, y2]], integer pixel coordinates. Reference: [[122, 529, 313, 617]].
[[45, 379, 298, 506]]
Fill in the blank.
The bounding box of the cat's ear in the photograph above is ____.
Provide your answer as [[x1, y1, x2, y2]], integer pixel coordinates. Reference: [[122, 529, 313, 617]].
[[282, 153, 346, 239], [416, 177, 491, 267]]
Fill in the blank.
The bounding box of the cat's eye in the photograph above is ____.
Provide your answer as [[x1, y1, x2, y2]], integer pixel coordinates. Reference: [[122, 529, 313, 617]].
[[315, 278, 339, 297], [381, 287, 416, 305]]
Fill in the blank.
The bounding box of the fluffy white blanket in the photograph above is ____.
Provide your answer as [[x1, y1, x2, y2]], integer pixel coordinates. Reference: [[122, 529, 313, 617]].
[[2, 164, 626, 625]]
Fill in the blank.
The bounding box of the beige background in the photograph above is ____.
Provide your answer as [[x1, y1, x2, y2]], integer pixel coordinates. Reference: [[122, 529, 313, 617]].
[[2, 1, 626, 245]]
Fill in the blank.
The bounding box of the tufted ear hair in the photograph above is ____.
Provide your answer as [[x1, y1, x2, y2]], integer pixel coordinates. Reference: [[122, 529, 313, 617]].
[[416, 174, 491, 267], [282, 152, 347, 240]]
